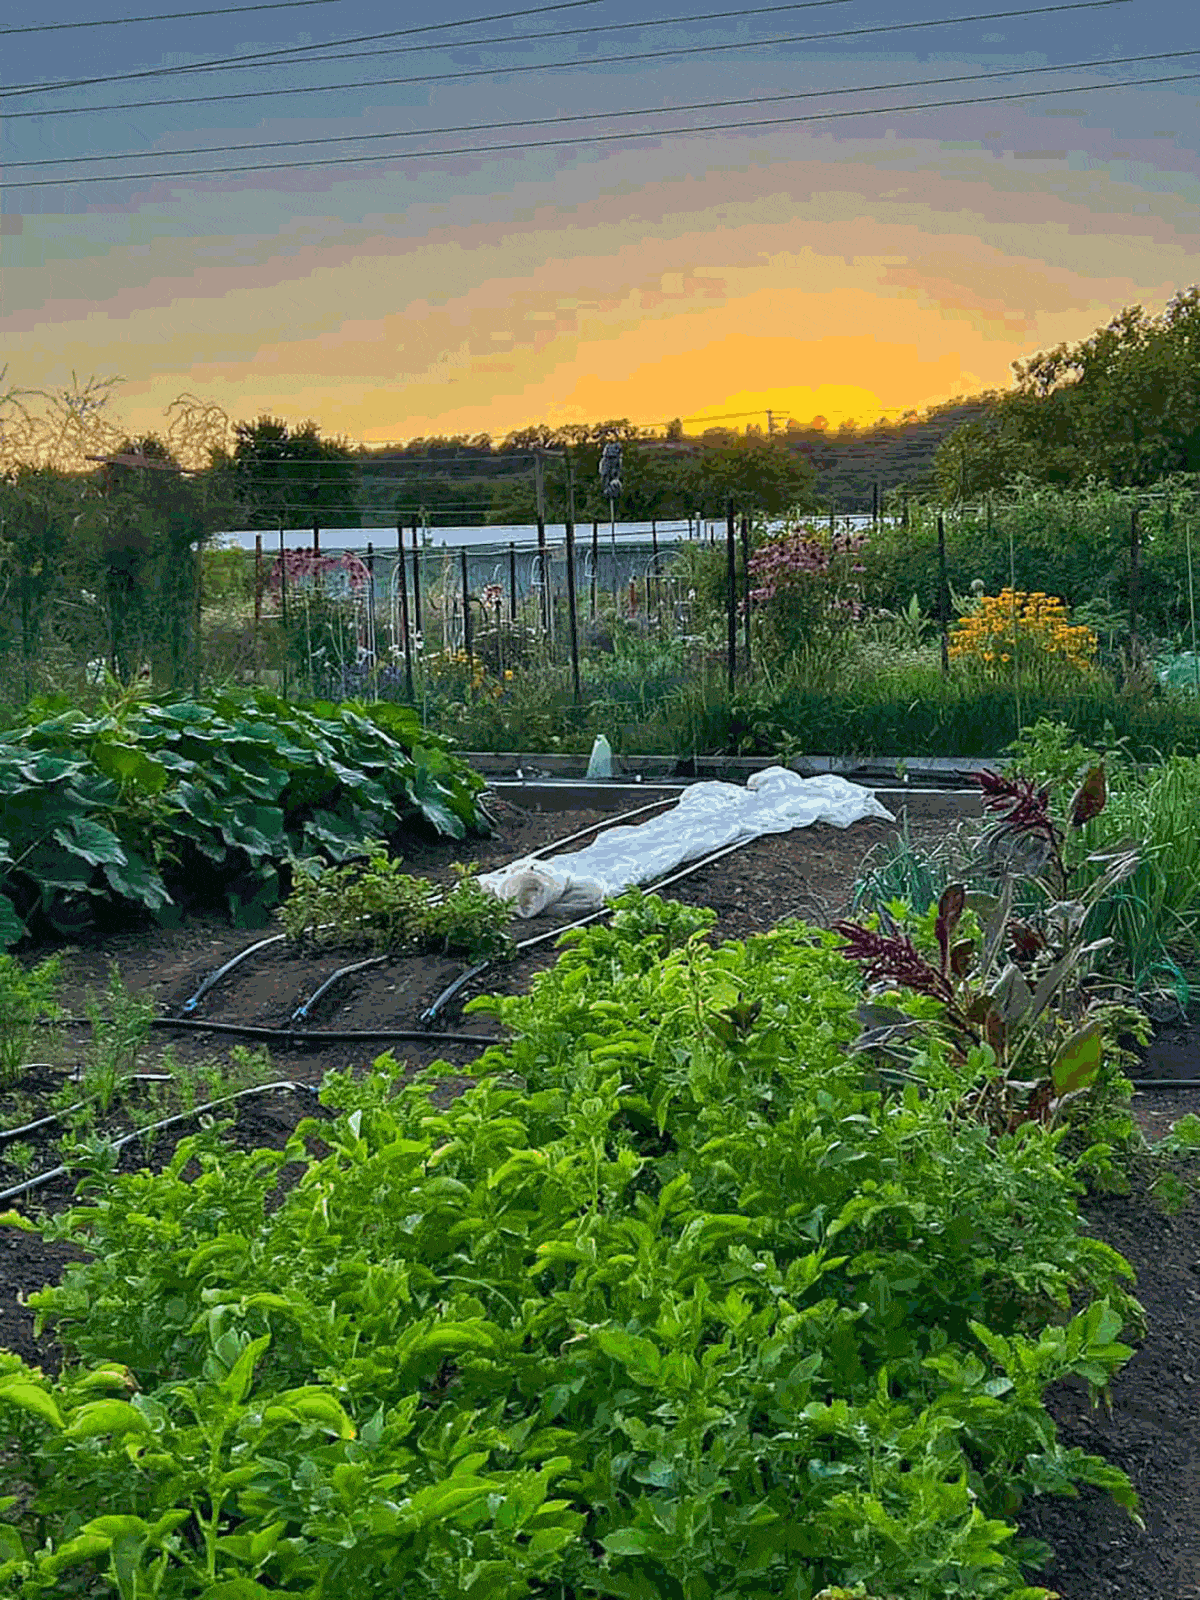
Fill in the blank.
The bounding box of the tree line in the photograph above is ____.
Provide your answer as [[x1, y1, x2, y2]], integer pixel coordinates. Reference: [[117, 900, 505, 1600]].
[[932, 286, 1200, 501]]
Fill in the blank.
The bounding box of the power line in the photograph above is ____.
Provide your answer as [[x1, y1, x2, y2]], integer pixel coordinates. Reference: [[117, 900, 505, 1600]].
[[0, 1, 858, 97], [4, 47, 1190, 172], [5, 60, 1192, 189], [0, 0, 1134, 117], [0, 0, 604, 40]]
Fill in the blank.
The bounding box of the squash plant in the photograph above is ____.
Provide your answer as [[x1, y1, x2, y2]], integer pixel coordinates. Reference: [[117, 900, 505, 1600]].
[[0, 687, 488, 939]]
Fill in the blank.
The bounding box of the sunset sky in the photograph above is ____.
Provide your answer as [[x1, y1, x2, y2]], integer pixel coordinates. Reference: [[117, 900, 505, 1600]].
[[2, 0, 1198, 446]]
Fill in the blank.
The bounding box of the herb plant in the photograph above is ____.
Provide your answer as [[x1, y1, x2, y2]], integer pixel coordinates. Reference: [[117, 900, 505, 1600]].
[[279, 845, 513, 959]]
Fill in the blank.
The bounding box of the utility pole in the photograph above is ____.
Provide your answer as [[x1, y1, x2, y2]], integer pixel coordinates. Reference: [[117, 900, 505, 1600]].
[[535, 448, 548, 633]]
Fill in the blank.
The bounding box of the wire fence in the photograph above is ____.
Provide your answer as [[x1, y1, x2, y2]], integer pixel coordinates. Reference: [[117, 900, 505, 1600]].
[[4, 488, 1199, 709], [241, 524, 718, 702]]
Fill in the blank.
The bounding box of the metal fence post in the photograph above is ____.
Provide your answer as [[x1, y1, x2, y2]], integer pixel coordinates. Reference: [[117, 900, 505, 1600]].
[[411, 521, 422, 641], [726, 498, 737, 692], [460, 546, 473, 665], [740, 512, 751, 671], [397, 532, 414, 701], [937, 511, 949, 675]]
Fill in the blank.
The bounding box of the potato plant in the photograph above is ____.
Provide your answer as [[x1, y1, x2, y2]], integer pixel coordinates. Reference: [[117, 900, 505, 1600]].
[[0, 894, 1142, 1599]]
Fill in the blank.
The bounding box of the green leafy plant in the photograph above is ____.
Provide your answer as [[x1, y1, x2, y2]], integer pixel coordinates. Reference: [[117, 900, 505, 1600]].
[[0, 953, 62, 1089], [0, 891, 1142, 1599], [280, 843, 513, 960], [82, 963, 155, 1114], [1, 1141, 36, 1177], [0, 688, 490, 942], [1003, 719, 1200, 1006]]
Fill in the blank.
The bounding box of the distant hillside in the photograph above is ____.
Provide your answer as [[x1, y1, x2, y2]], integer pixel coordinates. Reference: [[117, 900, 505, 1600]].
[[347, 396, 1005, 525], [774, 397, 1002, 512]]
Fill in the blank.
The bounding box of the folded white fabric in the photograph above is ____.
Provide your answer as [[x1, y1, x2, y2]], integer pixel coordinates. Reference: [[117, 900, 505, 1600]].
[[479, 767, 895, 917]]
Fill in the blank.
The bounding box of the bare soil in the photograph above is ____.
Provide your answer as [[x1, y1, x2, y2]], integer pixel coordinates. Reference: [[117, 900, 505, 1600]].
[[2, 787, 1199, 1597]]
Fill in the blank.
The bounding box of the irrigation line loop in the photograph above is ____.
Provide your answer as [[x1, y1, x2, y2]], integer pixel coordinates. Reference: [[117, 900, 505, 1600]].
[[0, 1079, 320, 1207], [37, 1015, 499, 1047], [0, 1073, 196, 1146]]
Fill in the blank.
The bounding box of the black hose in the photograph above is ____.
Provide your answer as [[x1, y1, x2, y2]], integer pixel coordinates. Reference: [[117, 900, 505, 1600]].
[[40, 1016, 499, 1047], [175, 797, 675, 1020], [181, 931, 286, 1013], [418, 960, 493, 1027], [291, 952, 389, 1023]]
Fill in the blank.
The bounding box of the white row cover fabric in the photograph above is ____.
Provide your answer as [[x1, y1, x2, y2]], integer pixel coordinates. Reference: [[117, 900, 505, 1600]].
[[479, 767, 895, 918]]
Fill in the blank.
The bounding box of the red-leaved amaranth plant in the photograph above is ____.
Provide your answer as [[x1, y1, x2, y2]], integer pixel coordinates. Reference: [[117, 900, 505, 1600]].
[[833, 762, 1143, 1135]]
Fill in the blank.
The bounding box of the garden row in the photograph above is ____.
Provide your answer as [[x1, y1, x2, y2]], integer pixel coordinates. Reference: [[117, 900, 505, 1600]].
[[0, 875, 1152, 1599], [3, 725, 1200, 1594]]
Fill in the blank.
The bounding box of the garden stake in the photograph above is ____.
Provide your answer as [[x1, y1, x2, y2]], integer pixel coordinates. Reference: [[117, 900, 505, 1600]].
[[278, 524, 288, 700], [509, 541, 517, 624], [591, 519, 599, 619], [565, 517, 581, 703], [1189, 513, 1200, 699], [535, 450, 549, 633], [253, 534, 262, 684], [741, 511, 751, 671], [726, 498, 737, 692], [366, 542, 377, 691], [411, 520, 422, 639], [937, 511, 949, 675], [1130, 503, 1141, 660], [1009, 520, 1021, 739], [397, 525, 414, 701], [192, 538, 202, 695], [460, 546, 473, 664]]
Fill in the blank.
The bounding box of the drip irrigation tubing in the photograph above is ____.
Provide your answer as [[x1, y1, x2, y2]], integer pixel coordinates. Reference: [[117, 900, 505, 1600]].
[[291, 952, 389, 1023], [0, 1073, 177, 1145], [38, 1016, 499, 1046], [0, 1079, 321, 1208], [181, 930, 285, 1012]]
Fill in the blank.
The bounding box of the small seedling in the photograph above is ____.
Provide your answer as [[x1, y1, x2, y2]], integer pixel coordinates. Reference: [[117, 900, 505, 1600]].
[[0, 953, 63, 1090], [83, 963, 155, 1114], [2, 1140, 36, 1176]]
